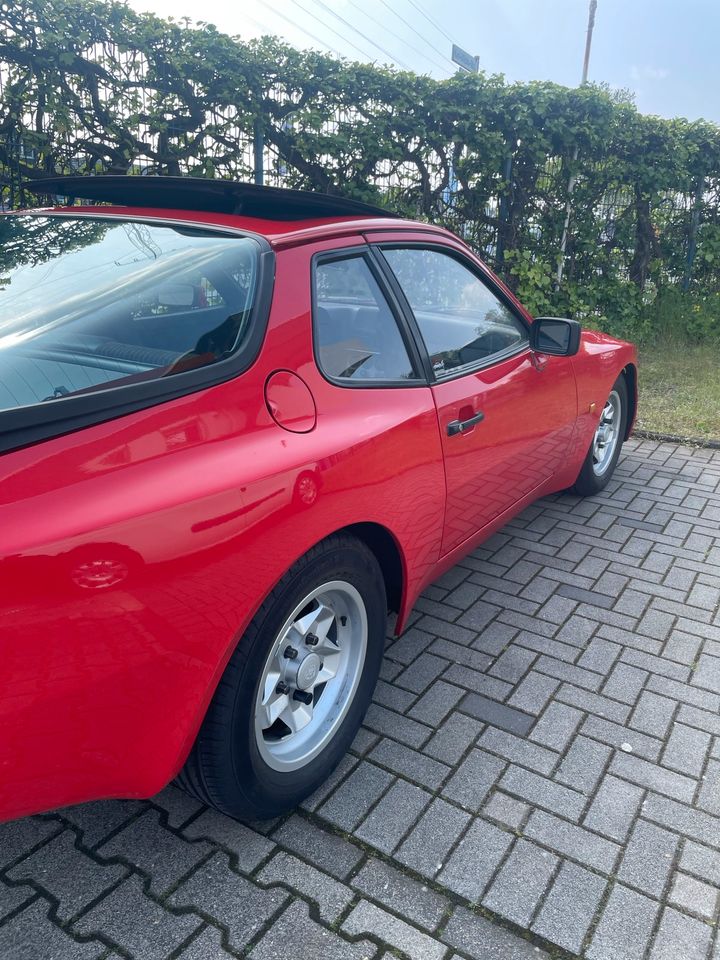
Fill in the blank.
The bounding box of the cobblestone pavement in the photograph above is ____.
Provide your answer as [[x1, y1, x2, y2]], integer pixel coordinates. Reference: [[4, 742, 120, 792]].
[[3, 438, 720, 960]]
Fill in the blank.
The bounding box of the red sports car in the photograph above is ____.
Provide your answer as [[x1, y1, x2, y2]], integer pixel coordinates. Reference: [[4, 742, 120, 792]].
[[0, 176, 637, 821]]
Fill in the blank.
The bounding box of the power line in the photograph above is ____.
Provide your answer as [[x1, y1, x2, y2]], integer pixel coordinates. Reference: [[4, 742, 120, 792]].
[[404, 0, 459, 48], [288, 0, 380, 62], [254, 0, 368, 61], [305, 0, 412, 69], [377, 0, 456, 70], [346, 0, 450, 73]]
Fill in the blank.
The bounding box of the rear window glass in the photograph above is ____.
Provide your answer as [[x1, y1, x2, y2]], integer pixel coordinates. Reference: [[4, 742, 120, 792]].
[[0, 215, 259, 412]]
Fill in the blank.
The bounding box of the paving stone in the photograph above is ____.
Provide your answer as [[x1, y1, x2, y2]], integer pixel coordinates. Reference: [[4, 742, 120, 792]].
[[647, 674, 720, 712], [0, 898, 106, 960], [354, 778, 430, 854], [373, 677, 416, 712], [252, 901, 374, 960], [499, 765, 586, 821], [617, 819, 679, 897], [408, 679, 464, 725], [442, 905, 550, 959], [183, 808, 275, 871], [581, 714, 663, 761], [272, 815, 363, 880], [368, 738, 450, 791], [649, 907, 714, 960], [669, 871, 719, 920], [557, 684, 631, 723], [602, 662, 648, 704], [0, 880, 33, 922], [555, 736, 611, 795], [664, 631, 703, 666], [485, 803, 536, 853], [351, 727, 379, 757], [386, 627, 435, 665], [525, 810, 620, 874], [507, 671, 559, 714], [317, 760, 393, 831], [482, 838, 557, 925], [363, 703, 431, 748], [556, 614, 598, 647], [630, 690, 678, 738], [438, 818, 513, 901], [478, 727, 558, 775], [395, 798, 470, 879], [532, 860, 607, 955], [423, 711, 483, 764], [644, 793, 720, 849], [0, 818, 61, 870], [587, 884, 659, 960], [429, 637, 494, 674], [489, 645, 537, 683], [442, 749, 505, 813], [343, 899, 446, 960], [170, 853, 288, 953], [662, 722, 712, 777], [97, 809, 211, 896], [351, 858, 448, 932], [611, 751, 696, 803], [257, 851, 353, 923], [301, 753, 359, 813], [583, 774, 644, 842], [446, 664, 513, 702], [175, 925, 235, 959], [693, 654, 720, 694], [57, 800, 143, 849], [7, 830, 125, 921], [680, 840, 720, 886], [460, 693, 534, 735], [151, 784, 204, 829], [396, 653, 449, 694], [75, 874, 201, 960], [530, 701, 583, 751]]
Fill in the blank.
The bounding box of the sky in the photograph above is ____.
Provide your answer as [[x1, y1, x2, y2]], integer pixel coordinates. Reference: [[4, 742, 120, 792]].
[[127, 0, 718, 125]]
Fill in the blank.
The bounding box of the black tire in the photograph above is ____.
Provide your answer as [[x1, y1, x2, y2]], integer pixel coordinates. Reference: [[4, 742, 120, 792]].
[[177, 534, 386, 820], [573, 374, 628, 497]]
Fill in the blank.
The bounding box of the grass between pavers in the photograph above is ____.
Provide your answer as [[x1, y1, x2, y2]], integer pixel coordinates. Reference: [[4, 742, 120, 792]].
[[636, 343, 720, 443]]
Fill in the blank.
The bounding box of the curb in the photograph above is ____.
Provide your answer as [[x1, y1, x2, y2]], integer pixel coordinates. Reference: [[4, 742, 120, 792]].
[[633, 429, 720, 450]]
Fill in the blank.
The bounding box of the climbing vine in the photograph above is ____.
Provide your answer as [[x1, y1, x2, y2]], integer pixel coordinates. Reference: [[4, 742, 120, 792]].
[[2, 0, 720, 339]]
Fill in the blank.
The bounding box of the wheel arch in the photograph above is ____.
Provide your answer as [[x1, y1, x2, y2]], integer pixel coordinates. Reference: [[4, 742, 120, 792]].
[[622, 362, 638, 439]]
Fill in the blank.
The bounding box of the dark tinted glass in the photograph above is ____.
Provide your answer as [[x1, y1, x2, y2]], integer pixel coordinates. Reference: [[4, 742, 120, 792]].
[[382, 248, 527, 375], [314, 255, 417, 382], [0, 215, 259, 411]]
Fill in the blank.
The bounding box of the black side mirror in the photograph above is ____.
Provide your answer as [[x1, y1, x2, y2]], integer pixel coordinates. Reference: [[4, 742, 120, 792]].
[[531, 317, 581, 357]]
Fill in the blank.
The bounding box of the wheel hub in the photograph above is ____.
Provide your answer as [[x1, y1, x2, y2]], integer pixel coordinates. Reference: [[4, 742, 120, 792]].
[[289, 651, 321, 690]]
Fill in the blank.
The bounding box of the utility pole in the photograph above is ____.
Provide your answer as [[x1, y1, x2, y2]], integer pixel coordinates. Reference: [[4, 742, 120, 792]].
[[556, 0, 597, 289]]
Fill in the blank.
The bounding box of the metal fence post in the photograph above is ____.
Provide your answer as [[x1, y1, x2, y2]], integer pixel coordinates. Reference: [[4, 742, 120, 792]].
[[683, 175, 704, 292], [253, 118, 264, 186]]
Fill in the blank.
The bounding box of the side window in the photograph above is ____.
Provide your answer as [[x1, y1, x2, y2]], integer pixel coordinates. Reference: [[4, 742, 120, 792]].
[[0, 215, 260, 412], [381, 247, 528, 376], [314, 254, 418, 382]]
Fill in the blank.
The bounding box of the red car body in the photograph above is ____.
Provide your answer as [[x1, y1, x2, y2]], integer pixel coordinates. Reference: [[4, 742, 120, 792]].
[[0, 199, 637, 822]]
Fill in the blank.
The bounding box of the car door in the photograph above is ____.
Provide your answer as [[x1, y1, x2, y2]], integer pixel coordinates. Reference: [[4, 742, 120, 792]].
[[374, 241, 577, 556]]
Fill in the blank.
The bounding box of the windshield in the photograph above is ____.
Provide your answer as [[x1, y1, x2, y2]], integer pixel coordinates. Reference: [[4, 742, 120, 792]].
[[0, 215, 259, 411]]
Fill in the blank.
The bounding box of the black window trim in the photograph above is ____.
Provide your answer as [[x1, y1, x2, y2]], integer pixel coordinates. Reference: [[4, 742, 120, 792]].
[[371, 241, 532, 383], [0, 211, 275, 455], [311, 245, 428, 390]]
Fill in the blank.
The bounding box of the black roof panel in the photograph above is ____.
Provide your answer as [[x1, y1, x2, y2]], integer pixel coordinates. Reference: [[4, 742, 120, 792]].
[[21, 174, 393, 221]]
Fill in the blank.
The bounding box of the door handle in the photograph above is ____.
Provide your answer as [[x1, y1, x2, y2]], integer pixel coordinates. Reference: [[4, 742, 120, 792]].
[[447, 410, 485, 436]]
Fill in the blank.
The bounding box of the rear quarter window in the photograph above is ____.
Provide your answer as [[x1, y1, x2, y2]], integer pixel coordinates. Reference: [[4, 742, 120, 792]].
[[0, 215, 260, 411]]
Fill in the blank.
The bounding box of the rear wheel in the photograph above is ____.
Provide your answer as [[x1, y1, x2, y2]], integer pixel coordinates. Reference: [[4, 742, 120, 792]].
[[178, 534, 386, 820], [573, 375, 628, 496]]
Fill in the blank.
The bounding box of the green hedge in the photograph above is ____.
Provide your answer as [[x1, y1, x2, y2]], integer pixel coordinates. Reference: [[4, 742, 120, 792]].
[[2, 0, 720, 341]]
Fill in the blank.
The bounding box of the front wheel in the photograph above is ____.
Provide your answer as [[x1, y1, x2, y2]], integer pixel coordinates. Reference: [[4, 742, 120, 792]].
[[177, 534, 387, 820], [573, 375, 628, 496]]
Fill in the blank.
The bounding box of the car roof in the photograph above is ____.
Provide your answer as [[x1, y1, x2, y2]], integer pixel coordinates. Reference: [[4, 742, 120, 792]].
[[18, 175, 456, 249]]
